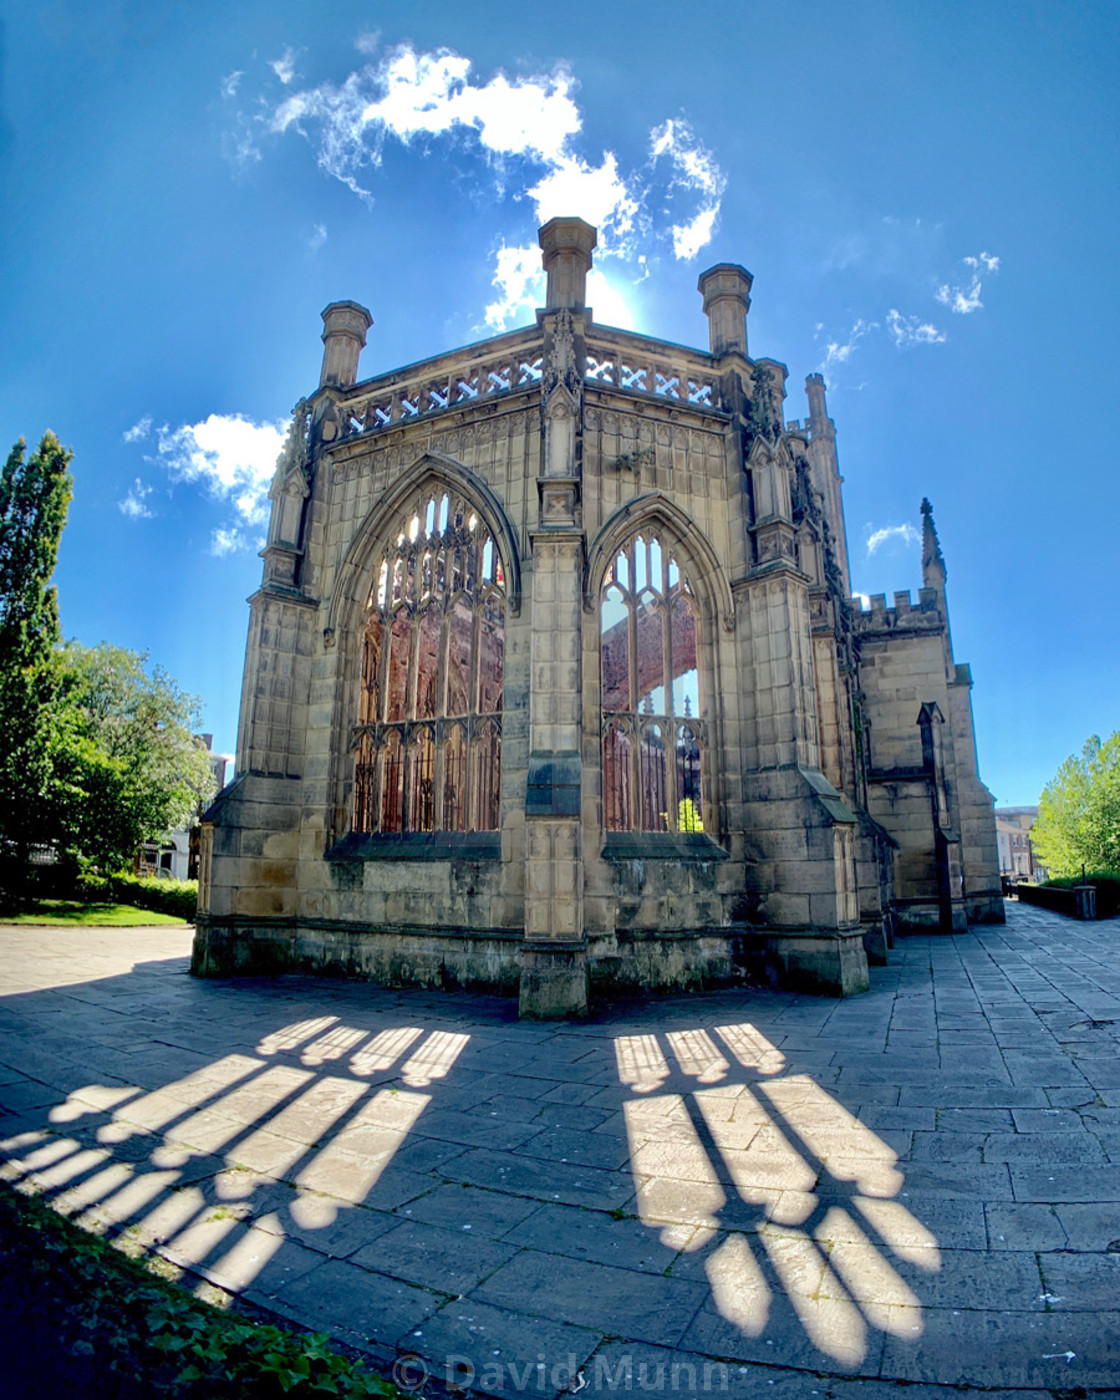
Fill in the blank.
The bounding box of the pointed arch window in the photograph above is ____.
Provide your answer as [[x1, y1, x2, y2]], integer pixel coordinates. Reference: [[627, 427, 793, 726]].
[[600, 534, 707, 833], [352, 487, 504, 834]]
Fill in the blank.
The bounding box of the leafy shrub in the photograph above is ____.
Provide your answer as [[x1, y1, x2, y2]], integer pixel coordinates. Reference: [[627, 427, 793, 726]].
[[1043, 871, 1120, 918], [74, 871, 112, 901], [1016, 882, 1078, 916], [77, 872, 198, 921], [0, 1184, 390, 1397], [113, 874, 198, 921]]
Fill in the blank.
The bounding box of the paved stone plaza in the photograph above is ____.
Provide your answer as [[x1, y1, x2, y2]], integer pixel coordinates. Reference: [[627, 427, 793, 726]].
[[1, 902, 1118, 1396]]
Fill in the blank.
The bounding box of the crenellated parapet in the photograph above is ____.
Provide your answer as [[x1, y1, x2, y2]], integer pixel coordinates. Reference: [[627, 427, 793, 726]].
[[851, 588, 946, 636]]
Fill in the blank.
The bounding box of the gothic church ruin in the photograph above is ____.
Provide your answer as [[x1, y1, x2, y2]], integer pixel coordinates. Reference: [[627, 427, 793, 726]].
[[193, 218, 1002, 1017]]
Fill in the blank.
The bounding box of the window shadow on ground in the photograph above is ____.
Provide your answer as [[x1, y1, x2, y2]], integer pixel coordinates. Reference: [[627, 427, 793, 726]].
[[0, 947, 944, 1391]]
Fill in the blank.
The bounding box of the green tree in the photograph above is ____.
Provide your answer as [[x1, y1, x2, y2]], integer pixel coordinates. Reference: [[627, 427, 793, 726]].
[[53, 643, 217, 873], [1031, 732, 1120, 877], [0, 433, 73, 866], [677, 797, 704, 832], [0, 434, 216, 886]]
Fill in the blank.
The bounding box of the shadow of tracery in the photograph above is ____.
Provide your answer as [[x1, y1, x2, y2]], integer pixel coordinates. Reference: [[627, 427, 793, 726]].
[[612, 1022, 938, 1368], [0, 953, 940, 1376]]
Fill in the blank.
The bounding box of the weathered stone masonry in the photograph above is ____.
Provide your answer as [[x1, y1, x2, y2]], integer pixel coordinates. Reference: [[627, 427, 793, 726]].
[[192, 217, 1003, 1016]]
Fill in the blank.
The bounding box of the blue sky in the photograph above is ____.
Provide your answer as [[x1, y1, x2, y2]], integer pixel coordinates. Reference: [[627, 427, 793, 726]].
[[2, 1, 1117, 806]]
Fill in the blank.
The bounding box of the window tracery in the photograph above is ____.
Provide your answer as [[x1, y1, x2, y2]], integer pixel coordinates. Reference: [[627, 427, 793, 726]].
[[600, 534, 706, 834], [352, 488, 504, 834]]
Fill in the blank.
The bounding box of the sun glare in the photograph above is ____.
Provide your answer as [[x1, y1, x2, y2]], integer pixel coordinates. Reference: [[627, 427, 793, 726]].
[[587, 269, 637, 330]]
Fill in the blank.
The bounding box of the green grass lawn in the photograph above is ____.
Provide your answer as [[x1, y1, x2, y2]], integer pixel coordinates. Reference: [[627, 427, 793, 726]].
[[0, 900, 188, 927]]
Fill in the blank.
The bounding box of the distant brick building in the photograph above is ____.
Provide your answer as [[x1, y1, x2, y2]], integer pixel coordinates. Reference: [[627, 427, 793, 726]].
[[996, 807, 1043, 881], [193, 218, 1002, 1016]]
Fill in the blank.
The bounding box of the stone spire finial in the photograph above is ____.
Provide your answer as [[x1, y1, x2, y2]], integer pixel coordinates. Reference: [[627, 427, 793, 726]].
[[920, 497, 947, 589], [320, 301, 373, 388], [538, 218, 597, 310], [697, 264, 753, 357]]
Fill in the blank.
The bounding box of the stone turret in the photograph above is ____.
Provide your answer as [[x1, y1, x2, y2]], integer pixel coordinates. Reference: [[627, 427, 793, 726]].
[[697, 263, 753, 357], [538, 218, 597, 311], [319, 301, 373, 389], [805, 373, 833, 438]]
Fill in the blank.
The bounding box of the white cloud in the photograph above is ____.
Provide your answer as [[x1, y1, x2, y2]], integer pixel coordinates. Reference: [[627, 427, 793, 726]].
[[821, 319, 878, 370], [887, 308, 946, 348], [585, 269, 636, 330], [123, 416, 152, 443], [222, 112, 264, 170], [812, 235, 992, 373], [527, 152, 639, 245], [650, 120, 723, 198], [150, 413, 287, 554], [245, 42, 726, 323], [935, 250, 1000, 314], [866, 522, 920, 555], [268, 45, 585, 203], [670, 206, 718, 262], [270, 48, 298, 85], [220, 70, 243, 99], [210, 526, 250, 557], [649, 120, 726, 260], [938, 284, 981, 314], [307, 222, 328, 254], [823, 216, 943, 278], [821, 231, 870, 273], [118, 478, 154, 520], [266, 43, 591, 213], [852, 591, 872, 611], [365, 49, 579, 159], [484, 243, 543, 329]]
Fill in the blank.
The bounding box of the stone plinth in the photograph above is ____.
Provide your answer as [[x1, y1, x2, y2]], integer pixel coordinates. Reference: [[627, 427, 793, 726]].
[[518, 940, 589, 1019]]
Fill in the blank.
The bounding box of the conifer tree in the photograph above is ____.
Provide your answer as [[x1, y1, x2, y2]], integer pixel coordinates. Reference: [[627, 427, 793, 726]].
[[0, 433, 74, 868]]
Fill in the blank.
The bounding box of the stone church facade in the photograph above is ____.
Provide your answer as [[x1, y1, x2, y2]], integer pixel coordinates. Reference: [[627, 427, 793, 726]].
[[192, 218, 1002, 1017]]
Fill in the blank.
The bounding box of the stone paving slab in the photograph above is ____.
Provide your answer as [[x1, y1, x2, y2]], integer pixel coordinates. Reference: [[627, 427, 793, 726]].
[[409, 1298, 599, 1398], [2, 906, 1120, 1394], [356, 1218, 519, 1294]]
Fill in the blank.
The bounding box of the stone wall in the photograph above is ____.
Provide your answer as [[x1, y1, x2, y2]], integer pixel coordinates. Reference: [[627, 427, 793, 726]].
[[855, 588, 1003, 931], [194, 218, 1002, 1014]]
